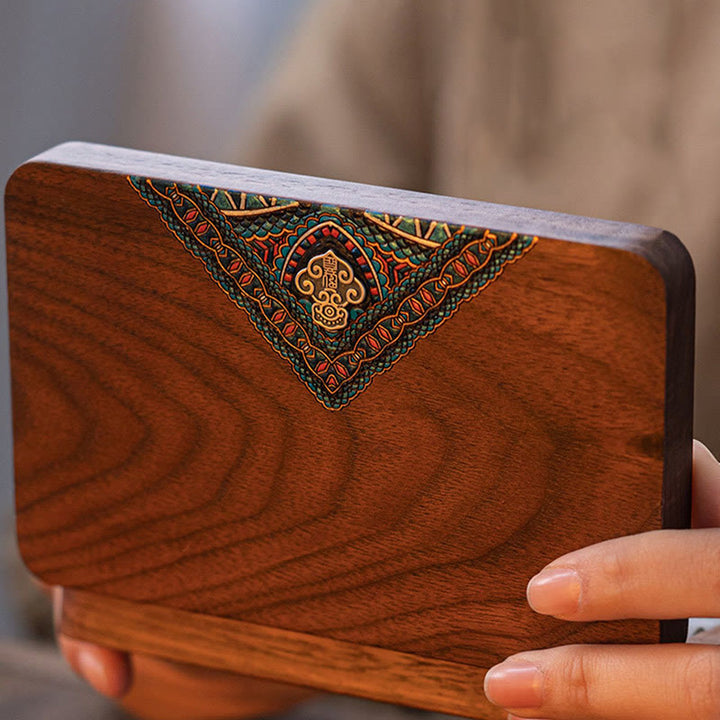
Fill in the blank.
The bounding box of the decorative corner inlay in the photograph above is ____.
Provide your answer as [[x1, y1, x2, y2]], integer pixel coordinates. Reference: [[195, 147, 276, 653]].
[[129, 177, 537, 409]]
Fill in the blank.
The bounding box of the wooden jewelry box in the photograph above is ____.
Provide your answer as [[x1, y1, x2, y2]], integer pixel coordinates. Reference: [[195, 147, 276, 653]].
[[5, 142, 694, 718]]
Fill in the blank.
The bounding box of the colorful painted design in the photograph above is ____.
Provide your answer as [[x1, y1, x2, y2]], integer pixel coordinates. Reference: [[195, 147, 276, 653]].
[[129, 177, 537, 409]]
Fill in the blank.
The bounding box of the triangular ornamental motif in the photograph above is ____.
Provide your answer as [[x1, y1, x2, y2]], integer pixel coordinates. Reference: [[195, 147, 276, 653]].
[[129, 177, 537, 409]]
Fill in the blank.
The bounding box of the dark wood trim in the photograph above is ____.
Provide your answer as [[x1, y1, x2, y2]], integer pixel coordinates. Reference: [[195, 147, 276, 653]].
[[17, 141, 679, 250]]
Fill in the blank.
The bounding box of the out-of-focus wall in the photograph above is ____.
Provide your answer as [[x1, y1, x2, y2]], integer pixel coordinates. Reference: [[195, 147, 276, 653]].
[[0, 0, 309, 638]]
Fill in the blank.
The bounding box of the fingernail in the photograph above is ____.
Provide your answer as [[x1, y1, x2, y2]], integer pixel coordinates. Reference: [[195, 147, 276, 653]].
[[527, 567, 581, 616], [77, 647, 110, 696], [484, 660, 543, 708]]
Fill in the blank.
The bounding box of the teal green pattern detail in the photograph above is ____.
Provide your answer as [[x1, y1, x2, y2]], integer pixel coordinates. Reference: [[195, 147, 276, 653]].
[[129, 177, 537, 409]]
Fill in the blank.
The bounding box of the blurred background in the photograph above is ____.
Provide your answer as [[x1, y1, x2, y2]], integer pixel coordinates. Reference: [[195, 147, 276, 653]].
[[0, 0, 310, 638]]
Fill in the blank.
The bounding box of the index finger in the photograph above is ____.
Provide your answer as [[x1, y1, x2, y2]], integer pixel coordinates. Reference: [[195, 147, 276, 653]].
[[526, 441, 720, 622], [526, 528, 720, 621]]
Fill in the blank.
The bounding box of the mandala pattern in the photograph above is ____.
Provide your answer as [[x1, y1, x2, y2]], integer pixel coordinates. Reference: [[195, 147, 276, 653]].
[[129, 177, 537, 409]]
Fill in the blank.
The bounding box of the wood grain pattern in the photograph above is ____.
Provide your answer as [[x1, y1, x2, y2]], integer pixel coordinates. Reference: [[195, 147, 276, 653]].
[[62, 589, 505, 719], [6, 143, 694, 716]]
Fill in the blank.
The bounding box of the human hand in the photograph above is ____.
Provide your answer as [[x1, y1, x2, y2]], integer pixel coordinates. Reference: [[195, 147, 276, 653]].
[[484, 440, 720, 720]]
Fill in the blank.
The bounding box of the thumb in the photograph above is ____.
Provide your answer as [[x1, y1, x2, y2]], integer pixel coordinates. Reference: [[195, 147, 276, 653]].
[[53, 587, 132, 698]]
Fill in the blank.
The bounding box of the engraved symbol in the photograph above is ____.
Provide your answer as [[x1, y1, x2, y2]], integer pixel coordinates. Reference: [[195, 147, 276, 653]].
[[295, 250, 365, 331]]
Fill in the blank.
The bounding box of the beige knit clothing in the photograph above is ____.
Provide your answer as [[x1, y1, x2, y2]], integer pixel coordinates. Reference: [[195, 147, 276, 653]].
[[241, 0, 720, 452]]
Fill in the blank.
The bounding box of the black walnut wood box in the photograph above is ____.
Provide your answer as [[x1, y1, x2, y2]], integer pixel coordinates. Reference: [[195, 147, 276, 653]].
[[5, 142, 694, 718]]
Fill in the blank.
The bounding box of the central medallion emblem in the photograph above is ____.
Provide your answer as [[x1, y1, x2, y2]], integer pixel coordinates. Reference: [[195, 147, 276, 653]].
[[294, 250, 365, 332]]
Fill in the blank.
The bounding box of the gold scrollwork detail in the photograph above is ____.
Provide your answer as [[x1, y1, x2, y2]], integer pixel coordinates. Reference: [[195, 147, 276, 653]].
[[295, 250, 365, 331]]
